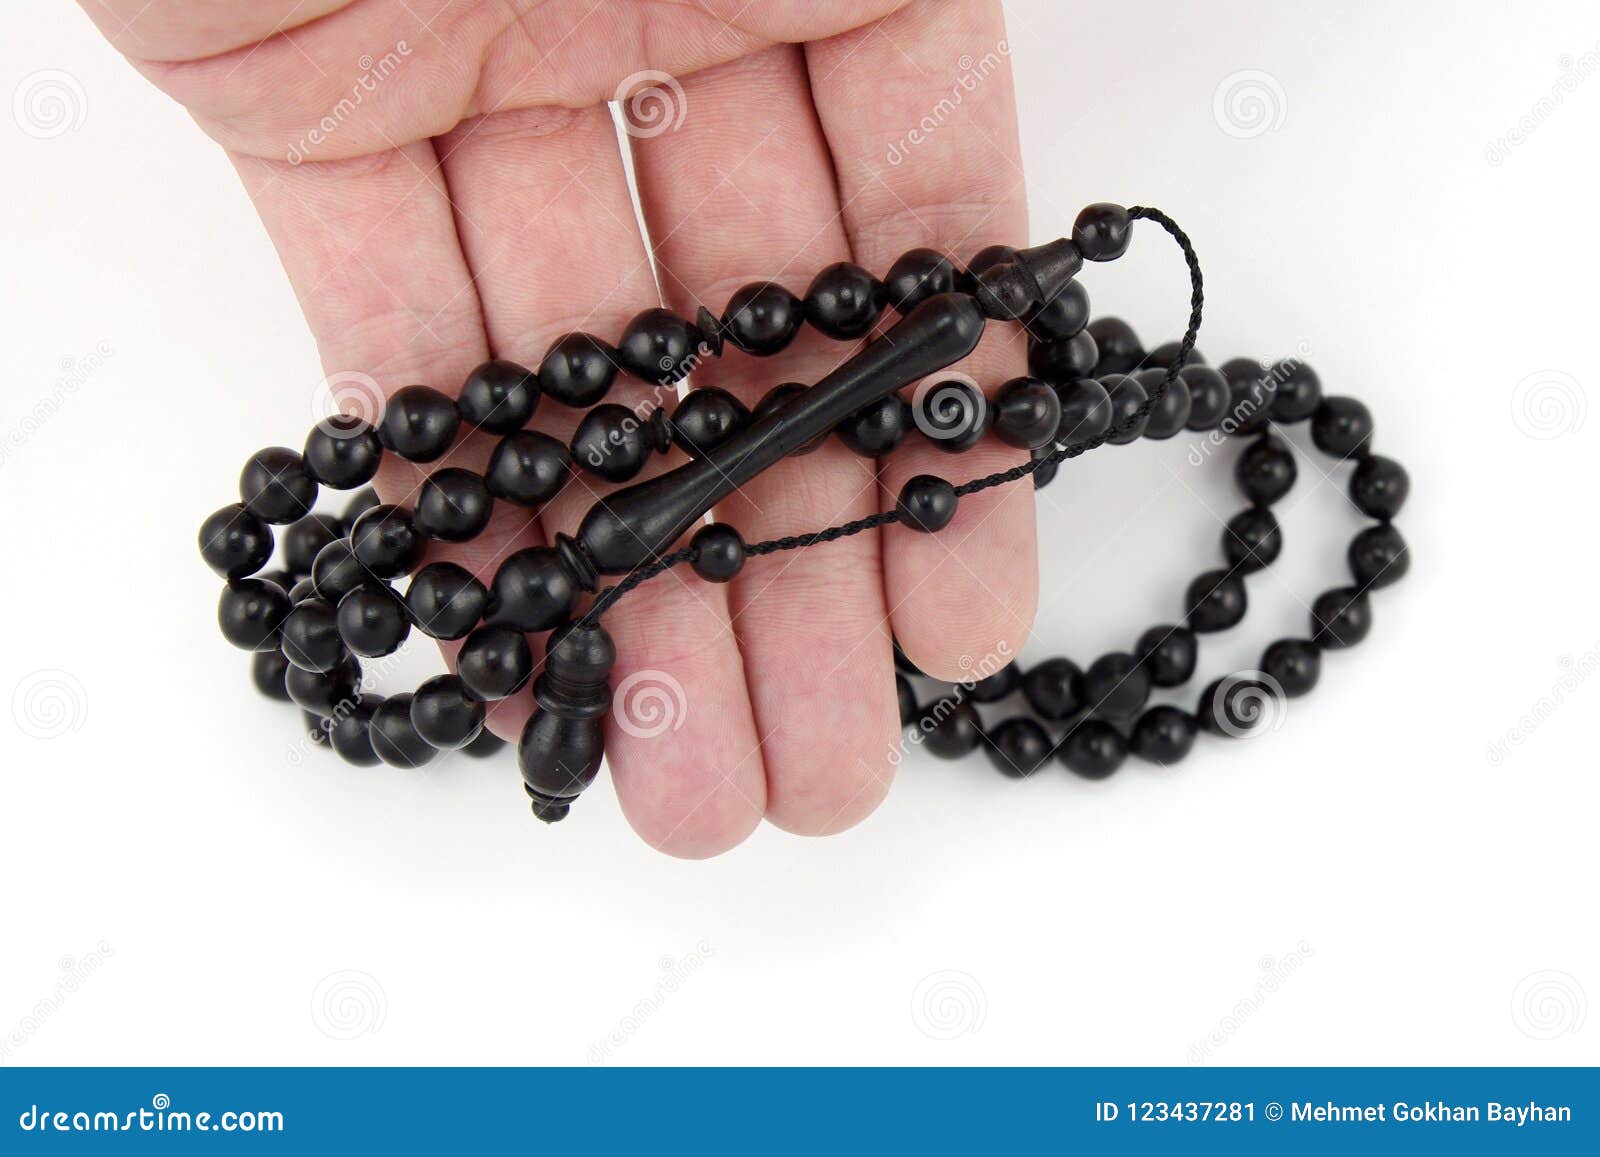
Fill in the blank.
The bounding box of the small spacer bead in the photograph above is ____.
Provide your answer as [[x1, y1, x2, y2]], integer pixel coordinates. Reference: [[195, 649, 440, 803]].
[[690, 523, 746, 583], [895, 475, 958, 532]]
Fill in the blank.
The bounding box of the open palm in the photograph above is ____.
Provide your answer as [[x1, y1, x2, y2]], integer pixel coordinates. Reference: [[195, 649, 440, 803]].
[[86, 0, 1039, 856]]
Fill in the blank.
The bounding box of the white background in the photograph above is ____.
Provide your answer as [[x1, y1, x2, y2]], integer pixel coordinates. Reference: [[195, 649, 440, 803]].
[[2, 0, 1596, 1066]]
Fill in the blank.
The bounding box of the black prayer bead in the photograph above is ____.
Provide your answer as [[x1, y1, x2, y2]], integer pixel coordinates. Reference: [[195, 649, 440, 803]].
[[411, 674, 485, 749], [1136, 368, 1192, 439], [458, 359, 539, 434], [1262, 638, 1322, 698], [458, 626, 534, 700], [303, 416, 382, 490], [217, 578, 290, 652], [803, 262, 883, 340], [1348, 523, 1410, 590], [1236, 435, 1298, 505], [1080, 652, 1151, 720], [240, 447, 317, 524], [616, 308, 703, 385], [414, 467, 493, 542], [1073, 203, 1133, 262], [1350, 455, 1410, 520], [1310, 587, 1372, 649], [538, 332, 619, 407], [1021, 657, 1085, 720], [1223, 507, 1283, 573], [921, 698, 983, 758], [1102, 375, 1149, 444], [985, 717, 1054, 777], [672, 388, 750, 457], [993, 377, 1062, 448], [1053, 379, 1113, 442], [281, 513, 343, 576], [918, 379, 989, 452], [571, 403, 653, 482], [336, 584, 410, 658], [460, 727, 506, 759], [252, 649, 293, 701], [1142, 341, 1205, 370], [1186, 568, 1248, 633], [350, 505, 428, 579], [369, 694, 437, 768], [1028, 330, 1098, 382], [288, 577, 319, 604], [405, 562, 488, 641], [280, 598, 344, 672], [884, 248, 957, 312], [1088, 317, 1142, 375], [690, 523, 746, 582], [1269, 360, 1321, 422], [1311, 396, 1374, 459], [837, 394, 911, 457], [485, 430, 570, 507], [1196, 675, 1277, 738], [1024, 280, 1090, 342], [340, 486, 381, 526], [285, 655, 361, 716], [310, 539, 369, 603], [199, 503, 273, 580], [1032, 445, 1059, 488], [964, 244, 1018, 282], [896, 475, 958, 532], [1180, 365, 1231, 431], [1059, 719, 1127, 778], [328, 698, 382, 767], [378, 385, 460, 462], [1137, 624, 1198, 688], [968, 662, 1020, 703], [1219, 359, 1276, 435], [722, 282, 803, 356], [1130, 705, 1198, 765], [487, 547, 578, 632]]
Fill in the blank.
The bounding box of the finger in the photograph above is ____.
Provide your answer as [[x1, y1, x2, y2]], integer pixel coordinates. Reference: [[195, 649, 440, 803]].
[[629, 46, 899, 835], [435, 105, 765, 857], [806, 0, 1036, 680]]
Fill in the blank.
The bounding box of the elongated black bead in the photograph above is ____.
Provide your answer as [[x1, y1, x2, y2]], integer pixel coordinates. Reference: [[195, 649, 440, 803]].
[[1262, 638, 1322, 698], [1028, 330, 1098, 383], [281, 598, 344, 672], [350, 505, 428, 579], [303, 416, 382, 490], [1059, 719, 1126, 778], [519, 622, 616, 822], [378, 385, 460, 462], [1053, 379, 1113, 442], [458, 359, 538, 434], [1073, 202, 1132, 262], [240, 447, 317, 523], [803, 262, 883, 340], [1349, 523, 1410, 589], [1236, 435, 1298, 505], [199, 504, 273, 580], [1311, 396, 1374, 459], [1135, 368, 1192, 439], [1088, 317, 1142, 375], [1311, 587, 1373, 649], [218, 578, 290, 651], [1223, 507, 1283, 573], [985, 717, 1054, 777], [404, 562, 488, 640], [309, 539, 369, 603], [1102, 374, 1149, 444], [993, 377, 1061, 449], [1186, 568, 1248, 633], [689, 523, 746, 582], [672, 387, 750, 457], [487, 547, 578, 632], [285, 655, 361, 716], [753, 383, 826, 454], [485, 430, 570, 507], [415, 467, 493, 542], [1350, 455, 1410, 520], [921, 698, 983, 758], [1137, 624, 1198, 688], [1130, 705, 1198, 764], [617, 308, 704, 385], [884, 248, 957, 313], [369, 694, 436, 768], [252, 648, 293, 701], [1081, 652, 1151, 720], [411, 674, 484, 749], [722, 282, 803, 356], [1181, 365, 1231, 430], [538, 332, 619, 407], [1270, 360, 1321, 422], [836, 394, 911, 457], [1021, 657, 1084, 720], [458, 626, 534, 700], [335, 584, 410, 658]]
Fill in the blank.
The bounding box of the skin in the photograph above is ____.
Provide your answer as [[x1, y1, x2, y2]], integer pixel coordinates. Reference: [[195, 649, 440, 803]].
[[85, 0, 1039, 857]]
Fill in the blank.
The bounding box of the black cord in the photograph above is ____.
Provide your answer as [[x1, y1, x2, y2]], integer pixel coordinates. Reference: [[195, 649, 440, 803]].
[[581, 207, 1203, 625]]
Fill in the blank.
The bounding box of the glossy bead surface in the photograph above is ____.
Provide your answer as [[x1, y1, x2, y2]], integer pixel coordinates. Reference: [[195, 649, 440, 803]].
[[964, 244, 1018, 282], [1059, 719, 1127, 778], [1135, 368, 1192, 439], [993, 377, 1062, 448], [968, 662, 1020, 703], [1080, 652, 1151, 720], [1143, 341, 1205, 370], [893, 474, 956, 532], [410, 674, 485, 749], [404, 562, 488, 640], [1053, 379, 1113, 442], [458, 359, 539, 434], [985, 717, 1053, 777], [280, 598, 344, 672], [1270, 360, 1321, 422], [884, 248, 957, 312], [252, 648, 293, 701], [538, 332, 619, 407], [309, 539, 369, 603], [217, 578, 290, 651], [281, 513, 342, 577], [918, 378, 989, 452], [1023, 280, 1090, 342], [336, 584, 410, 657], [1311, 396, 1374, 459], [1073, 202, 1133, 262], [199, 504, 273, 580], [487, 547, 577, 632], [1219, 359, 1276, 435], [1102, 375, 1149, 444], [803, 262, 882, 339], [288, 577, 319, 604], [341, 486, 380, 525], [754, 383, 826, 454], [1031, 445, 1059, 488], [302, 711, 332, 748], [458, 626, 534, 700], [1262, 638, 1322, 698], [1349, 523, 1410, 589], [571, 403, 652, 482], [1223, 507, 1283, 573], [1130, 705, 1198, 765], [303, 416, 382, 490], [1021, 657, 1084, 720], [285, 655, 361, 716], [369, 694, 436, 768], [1186, 568, 1248, 633], [1028, 330, 1098, 383], [1180, 365, 1231, 431], [350, 505, 428, 579], [378, 385, 460, 462], [240, 447, 317, 523], [1311, 587, 1373, 649], [690, 523, 746, 582], [921, 698, 983, 758], [896, 673, 918, 728], [1197, 675, 1278, 737], [672, 387, 750, 457], [415, 467, 493, 542], [836, 394, 911, 457], [617, 308, 702, 384], [722, 282, 803, 356], [485, 430, 570, 507], [1350, 455, 1410, 520], [519, 622, 617, 821], [1088, 317, 1142, 375], [328, 698, 382, 767], [1136, 625, 1198, 688], [461, 728, 506, 758], [1236, 435, 1298, 505]]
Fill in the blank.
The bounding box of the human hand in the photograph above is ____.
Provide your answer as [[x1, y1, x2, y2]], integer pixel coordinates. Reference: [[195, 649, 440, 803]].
[[87, 0, 1037, 856]]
